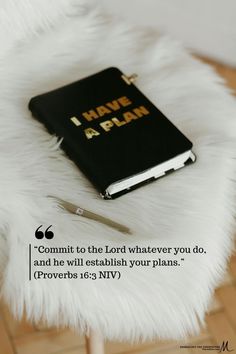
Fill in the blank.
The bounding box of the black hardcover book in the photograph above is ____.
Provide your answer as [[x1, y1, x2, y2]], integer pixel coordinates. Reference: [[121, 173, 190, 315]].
[[29, 67, 195, 199]]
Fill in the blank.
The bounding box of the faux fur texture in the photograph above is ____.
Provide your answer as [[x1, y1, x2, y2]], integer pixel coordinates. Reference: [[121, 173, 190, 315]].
[[0, 0, 236, 342]]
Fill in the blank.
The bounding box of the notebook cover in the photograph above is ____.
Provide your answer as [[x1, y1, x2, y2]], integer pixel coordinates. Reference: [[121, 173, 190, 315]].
[[28, 67, 193, 198]]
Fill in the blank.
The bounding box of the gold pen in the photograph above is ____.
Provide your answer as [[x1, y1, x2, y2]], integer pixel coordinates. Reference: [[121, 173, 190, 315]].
[[49, 196, 131, 235]]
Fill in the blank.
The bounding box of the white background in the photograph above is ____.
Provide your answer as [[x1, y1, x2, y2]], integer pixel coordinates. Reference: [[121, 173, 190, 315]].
[[102, 0, 236, 67]]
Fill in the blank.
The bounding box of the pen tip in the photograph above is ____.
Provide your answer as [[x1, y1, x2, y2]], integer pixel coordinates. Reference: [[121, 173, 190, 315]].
[[122, 228, 132, 235]]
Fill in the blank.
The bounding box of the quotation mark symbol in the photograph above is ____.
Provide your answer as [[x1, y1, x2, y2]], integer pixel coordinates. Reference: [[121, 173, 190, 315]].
[[35, 225, 54, 239]]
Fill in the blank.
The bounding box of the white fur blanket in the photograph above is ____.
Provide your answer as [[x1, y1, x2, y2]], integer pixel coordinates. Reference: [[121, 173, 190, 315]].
[[0, 0, 236, 342]]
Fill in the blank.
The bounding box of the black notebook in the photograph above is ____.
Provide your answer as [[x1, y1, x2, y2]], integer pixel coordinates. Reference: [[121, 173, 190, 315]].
[[29, 67, 195, 199]]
